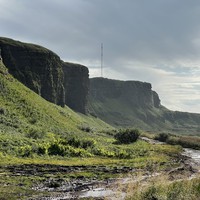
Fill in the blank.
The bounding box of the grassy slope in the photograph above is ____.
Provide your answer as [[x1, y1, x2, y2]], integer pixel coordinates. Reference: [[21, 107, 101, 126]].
[[0, 61, 113, 156], [88, 94, 170, 130], [0, 61, 111, 133]]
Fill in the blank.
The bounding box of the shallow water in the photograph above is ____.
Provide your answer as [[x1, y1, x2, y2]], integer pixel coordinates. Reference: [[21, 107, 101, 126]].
[[182, 148, 200, 165], [79, 188, 126, 200]]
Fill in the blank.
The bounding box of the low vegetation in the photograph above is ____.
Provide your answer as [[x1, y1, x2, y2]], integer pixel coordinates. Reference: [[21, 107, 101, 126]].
[[155, 132, 200, 150], [126, 176, 200, 200], [114, 128, 140, 144]]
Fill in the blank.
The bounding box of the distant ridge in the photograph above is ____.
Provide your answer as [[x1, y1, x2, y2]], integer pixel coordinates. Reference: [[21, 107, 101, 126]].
[[88, 77, 200, 135]]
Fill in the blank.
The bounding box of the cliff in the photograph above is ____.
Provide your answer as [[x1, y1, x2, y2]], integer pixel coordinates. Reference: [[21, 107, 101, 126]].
[[88, 77, 200, 135], [0, 37, 89, 113], [0, 37, 65, 106], [63, 62, 89, 114], [89, 78, 160, 108]]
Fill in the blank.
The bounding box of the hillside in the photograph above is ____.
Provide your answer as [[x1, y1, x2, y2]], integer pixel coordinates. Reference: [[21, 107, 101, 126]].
[[88, 77, 200, 135], [0, 60, 113, 157]]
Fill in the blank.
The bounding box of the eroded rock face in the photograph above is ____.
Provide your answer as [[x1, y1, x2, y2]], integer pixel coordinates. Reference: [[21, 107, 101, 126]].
[[0, 37, 65, 106], [89, 77, 160, 108], [0, 37, 90, 113], [88, 77, 162, 128], [63, 62, 89, 114]]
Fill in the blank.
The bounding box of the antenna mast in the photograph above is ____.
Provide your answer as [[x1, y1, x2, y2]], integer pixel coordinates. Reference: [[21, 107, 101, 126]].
[[101, 43, 103, 77]]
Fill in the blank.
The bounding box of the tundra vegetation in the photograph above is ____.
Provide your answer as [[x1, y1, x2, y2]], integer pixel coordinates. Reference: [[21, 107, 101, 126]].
[[0, 61, 200, 199]]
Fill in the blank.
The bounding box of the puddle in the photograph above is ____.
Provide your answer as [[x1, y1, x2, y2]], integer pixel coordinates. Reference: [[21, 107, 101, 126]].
[[80, 188, 126, 199]]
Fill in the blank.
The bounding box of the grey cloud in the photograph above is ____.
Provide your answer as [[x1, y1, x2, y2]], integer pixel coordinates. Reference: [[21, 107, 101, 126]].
[[0, 0, 200, 112]]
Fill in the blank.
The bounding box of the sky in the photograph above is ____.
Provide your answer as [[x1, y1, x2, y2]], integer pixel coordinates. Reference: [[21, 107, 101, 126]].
[[0, 0, 200, 113]]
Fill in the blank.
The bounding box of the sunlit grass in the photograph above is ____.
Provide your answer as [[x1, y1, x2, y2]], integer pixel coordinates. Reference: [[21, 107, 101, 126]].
[[125, 175, 200, 200]]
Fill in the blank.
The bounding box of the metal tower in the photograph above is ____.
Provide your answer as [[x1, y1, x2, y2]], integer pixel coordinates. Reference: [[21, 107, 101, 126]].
[[101, 43, 103, 77]]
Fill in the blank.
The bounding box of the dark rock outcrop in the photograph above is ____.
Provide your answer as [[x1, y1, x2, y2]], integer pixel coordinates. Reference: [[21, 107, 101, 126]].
[[0, 37, 65, 106], [63, 62, 89, 114]]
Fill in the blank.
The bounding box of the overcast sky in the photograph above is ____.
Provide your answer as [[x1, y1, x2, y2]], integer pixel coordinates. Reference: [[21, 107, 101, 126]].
[[0, 0, 200, 113]]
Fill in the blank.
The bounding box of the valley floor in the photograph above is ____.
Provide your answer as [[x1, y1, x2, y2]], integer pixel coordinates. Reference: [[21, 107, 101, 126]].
[[0, 139, 200, 200]]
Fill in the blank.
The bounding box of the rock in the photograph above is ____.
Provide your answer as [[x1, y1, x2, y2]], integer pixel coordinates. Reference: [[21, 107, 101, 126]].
[[63, 62, 89, 114], [88, 77, 162, 128], [0, 37, 65, 106], [89, 78, 160, 108], [0, 37, 90, 113]]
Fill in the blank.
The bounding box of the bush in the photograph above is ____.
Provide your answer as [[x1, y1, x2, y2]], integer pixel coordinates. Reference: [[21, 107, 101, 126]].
[[114, 128, 140, 144], [18, 145, 33, 157], [0, 108, 5, 115], [26, 128, 45, 139], [79, 125, 92, 132], [81, 139, 96, 149], [48, 142, 66, 156], [155, 133, 169, 142], [67, 137, 81, 148], [37, 144, 47, 155], [65, 137, 96, 149]]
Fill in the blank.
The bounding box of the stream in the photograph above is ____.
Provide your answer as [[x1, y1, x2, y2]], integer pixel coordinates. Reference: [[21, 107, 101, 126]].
[[182, 148, 200, 166], [30, 138, 200, 200]]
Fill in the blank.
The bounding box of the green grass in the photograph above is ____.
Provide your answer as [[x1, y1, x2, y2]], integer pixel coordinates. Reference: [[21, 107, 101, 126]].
[[154, 132, 200, 150], [126, 176, 200, 200]]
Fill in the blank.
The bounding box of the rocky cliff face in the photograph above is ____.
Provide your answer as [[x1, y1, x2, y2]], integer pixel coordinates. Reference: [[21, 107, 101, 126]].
[[89, 78, 160, 109], [88, 77, 200, 135], [0, 37, 89, 113], [63, 62, 89, 114], [0, 37, 65, 106]]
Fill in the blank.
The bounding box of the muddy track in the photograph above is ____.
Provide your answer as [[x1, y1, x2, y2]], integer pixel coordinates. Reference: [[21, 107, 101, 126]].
[[2, 158, 198, 200], [6, 164, 135, 176]]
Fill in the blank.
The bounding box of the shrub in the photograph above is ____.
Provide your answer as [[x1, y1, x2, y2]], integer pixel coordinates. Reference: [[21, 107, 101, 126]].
[[155, 132, 169, 142], [141, 184, 158, 200], [18, 145, 33, 157], [65, 137, 96, 149], [79, 126, 92, 132], [0, 108, 5, 115], [114, 128, 140, 144], [115, 149, 131, 159], [81, 139, 96, 149], [67, 137, 81, 148], [48, 142, 66, 156], [26, 128, 45, 139], [37, 144, 47, 155]]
